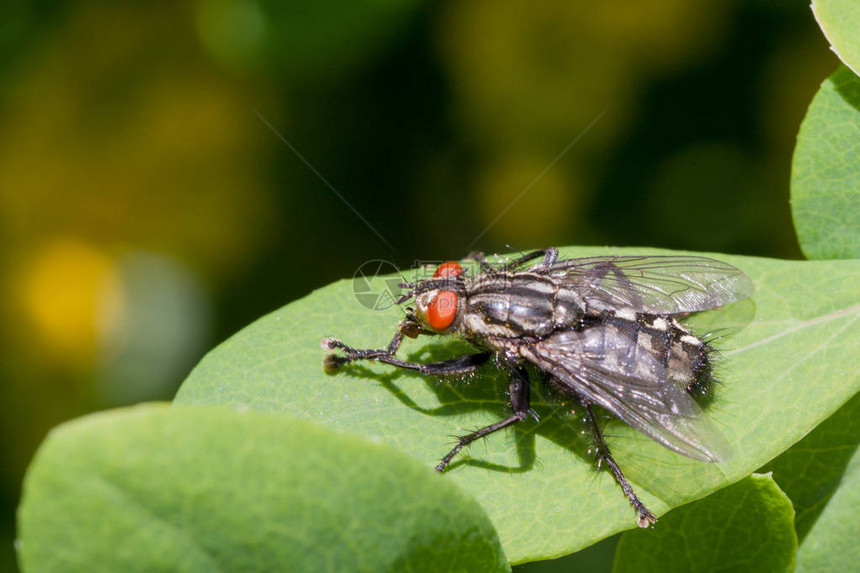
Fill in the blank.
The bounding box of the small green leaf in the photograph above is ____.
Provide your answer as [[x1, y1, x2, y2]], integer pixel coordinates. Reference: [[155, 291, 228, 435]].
[[791, 66, 860, 260], [17, 404, 509, 573], [795, 429, 860, 572], [761, 392, 860, 541], [613, 474, 796, 573], [812, 0, 860, 73], [175, 247, 860, 563]]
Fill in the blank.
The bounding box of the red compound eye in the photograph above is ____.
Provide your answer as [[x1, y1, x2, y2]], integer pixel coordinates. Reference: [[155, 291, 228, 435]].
[[433, 261, 462, 278], [427, 291, 458, 330]]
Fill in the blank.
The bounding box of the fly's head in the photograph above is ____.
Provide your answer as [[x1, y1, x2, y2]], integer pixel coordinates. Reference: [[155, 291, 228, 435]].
[[400, 261, 466, 335]]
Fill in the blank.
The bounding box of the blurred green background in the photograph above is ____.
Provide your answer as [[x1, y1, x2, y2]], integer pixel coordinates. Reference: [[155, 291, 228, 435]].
[[0, 0, 837, 570]]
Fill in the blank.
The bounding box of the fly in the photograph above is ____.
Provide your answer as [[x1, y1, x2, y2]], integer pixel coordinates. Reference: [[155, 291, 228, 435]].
[[322, 247, 754, 527]]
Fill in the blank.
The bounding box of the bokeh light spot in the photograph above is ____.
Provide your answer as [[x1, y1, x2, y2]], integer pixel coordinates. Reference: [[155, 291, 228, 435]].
[[17, 239, 120, 369]]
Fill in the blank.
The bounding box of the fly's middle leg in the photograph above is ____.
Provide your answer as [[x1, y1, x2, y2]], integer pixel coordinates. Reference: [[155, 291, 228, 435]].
[[435, 365, 531, 472], [583, 402, 658, 528]]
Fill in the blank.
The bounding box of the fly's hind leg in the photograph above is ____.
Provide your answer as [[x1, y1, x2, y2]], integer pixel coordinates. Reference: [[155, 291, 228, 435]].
[[464, 251, 494, 272], [465, 247, 558, 273], [583, 402, 658, 528], [501, 247, 558, 271], [436, 365, 531, 472]]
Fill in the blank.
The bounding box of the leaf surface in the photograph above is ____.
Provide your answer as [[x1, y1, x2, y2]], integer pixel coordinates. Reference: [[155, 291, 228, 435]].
[[795, 427, 860, 573], [791, 66, 860, 260], [18, 404, 509, 573], [613, 474, 796, 573], [175, 247, 860, 563], [761, 392, 860, 542], [813, 0, 860, 73]]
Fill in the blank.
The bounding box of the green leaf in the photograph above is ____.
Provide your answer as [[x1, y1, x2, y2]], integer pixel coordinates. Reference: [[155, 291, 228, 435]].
[[795, 424, 860, 572], [791, 66, 860, 260], [760, 392, 860, 542], [175, 247, 860, 564], [613, 474, 796, 573], [17, 404, 509, 573], [513, 535, 620, 573], [812, 0, 860, 73]]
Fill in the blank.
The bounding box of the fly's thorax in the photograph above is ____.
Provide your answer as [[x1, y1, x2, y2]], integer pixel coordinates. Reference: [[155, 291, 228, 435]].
[[459, 272, 587, 338]]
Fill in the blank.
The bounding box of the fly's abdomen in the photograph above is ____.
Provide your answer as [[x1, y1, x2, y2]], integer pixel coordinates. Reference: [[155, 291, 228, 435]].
[[602, 311, 715, 399]]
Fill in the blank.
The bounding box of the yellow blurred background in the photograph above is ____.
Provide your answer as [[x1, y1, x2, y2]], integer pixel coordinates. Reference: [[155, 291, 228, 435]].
[[0, 0, 836, 570]]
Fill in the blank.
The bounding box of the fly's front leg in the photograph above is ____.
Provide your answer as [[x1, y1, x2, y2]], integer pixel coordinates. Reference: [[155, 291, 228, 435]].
[[436, 365, 531, 472], [322, 322, 409, 372], [323, 322, 491, 375], [583, 402, 657, 528]]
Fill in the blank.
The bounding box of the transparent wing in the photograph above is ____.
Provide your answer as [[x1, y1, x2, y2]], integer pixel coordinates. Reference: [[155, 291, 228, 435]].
[[521, 327, 732, 462], [539, 255, 753, 314]]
